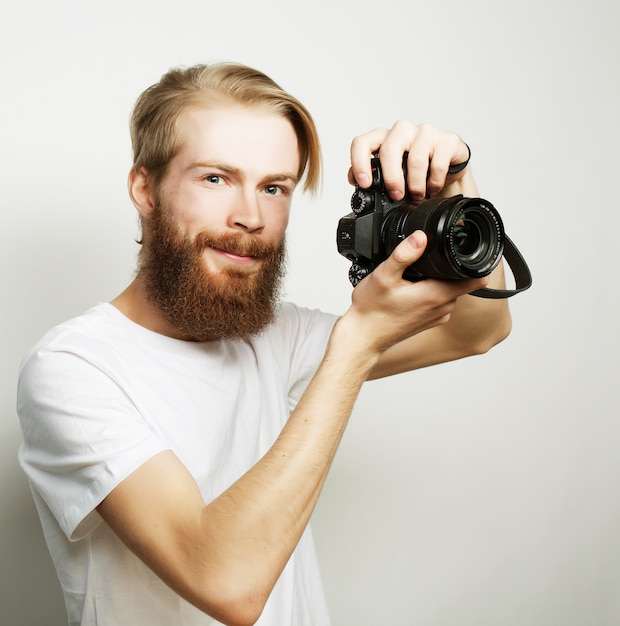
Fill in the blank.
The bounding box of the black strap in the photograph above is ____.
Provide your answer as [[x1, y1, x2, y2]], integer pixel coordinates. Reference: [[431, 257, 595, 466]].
[[471, 235, 532, 299], [447, 143, 471, 175]]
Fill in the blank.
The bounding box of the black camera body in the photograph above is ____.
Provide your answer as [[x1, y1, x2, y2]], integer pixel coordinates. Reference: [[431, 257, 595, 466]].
[[337, 156, 505, 287]]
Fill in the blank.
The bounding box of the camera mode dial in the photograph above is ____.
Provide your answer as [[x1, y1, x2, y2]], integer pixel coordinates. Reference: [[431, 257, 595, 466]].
[[348, 262, 370, 286], [351, 189, 374, 215]]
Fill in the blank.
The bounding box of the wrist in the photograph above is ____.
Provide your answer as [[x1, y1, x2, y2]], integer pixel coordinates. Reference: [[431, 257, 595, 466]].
[[324, 313, 382, 376]]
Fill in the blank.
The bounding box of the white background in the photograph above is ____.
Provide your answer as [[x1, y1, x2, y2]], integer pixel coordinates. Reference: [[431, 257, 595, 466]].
[[1, 1, 618, 624]]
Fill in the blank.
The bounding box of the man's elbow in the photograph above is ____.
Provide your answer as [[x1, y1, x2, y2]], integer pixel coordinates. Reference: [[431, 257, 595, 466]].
[[192, 575, 272, 626], [472, 310, 512, 356], [210, 600, 266, 626]]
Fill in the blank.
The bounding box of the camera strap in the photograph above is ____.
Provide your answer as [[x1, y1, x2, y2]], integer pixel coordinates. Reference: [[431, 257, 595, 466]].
[[471, 235, 532, 298]]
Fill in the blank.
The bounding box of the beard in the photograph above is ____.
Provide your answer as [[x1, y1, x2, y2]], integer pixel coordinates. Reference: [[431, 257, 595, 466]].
[[138, 203, 287, 342]]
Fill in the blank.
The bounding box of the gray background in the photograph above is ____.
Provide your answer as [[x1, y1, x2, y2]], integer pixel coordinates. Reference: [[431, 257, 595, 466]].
[[1, 0, 618, 624]]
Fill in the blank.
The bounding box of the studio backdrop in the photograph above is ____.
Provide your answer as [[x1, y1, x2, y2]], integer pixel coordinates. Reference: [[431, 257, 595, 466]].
[[1, 1, 618, 625]]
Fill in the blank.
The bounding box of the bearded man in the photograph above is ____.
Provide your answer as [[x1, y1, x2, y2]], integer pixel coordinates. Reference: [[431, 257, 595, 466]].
[[17, 62, 511, 626]]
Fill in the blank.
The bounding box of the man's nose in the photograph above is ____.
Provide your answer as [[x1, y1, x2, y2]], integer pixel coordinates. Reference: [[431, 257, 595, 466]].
[[229, 188, 264, 233]]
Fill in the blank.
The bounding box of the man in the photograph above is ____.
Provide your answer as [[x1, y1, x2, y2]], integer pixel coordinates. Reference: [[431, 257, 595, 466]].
[[17, 62, 511, 626]]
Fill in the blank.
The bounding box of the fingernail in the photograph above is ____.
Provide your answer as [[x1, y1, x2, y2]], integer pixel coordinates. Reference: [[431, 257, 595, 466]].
[[409, 231, 425, 249]]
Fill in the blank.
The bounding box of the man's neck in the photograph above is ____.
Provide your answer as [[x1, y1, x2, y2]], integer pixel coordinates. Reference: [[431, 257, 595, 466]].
[[110, 279, 192, 341]]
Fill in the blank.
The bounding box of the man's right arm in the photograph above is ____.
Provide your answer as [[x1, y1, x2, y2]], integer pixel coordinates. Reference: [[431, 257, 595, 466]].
[[97, 230, 480, 626]]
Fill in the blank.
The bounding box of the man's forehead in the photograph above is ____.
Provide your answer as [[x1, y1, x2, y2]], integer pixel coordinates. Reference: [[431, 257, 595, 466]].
[[175, 104, 300, 172], [179, 103, 294, 143]]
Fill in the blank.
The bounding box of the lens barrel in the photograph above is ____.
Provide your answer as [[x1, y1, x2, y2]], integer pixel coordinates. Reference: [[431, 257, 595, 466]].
[[382, 196, 505, 281]]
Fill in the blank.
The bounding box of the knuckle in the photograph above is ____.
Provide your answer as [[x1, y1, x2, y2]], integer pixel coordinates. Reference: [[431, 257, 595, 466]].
[[407, 150, 429, 169], [349, 135, 365, 152], [391, 247, 409, 265], [351, 128, 385, 150], [417, 121, 435, 134], [425, 176, 444, 195], [391, 119, 415, 134]]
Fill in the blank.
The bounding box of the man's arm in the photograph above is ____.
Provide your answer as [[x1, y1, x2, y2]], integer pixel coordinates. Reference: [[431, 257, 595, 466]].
[[97, 229, 480, 626]]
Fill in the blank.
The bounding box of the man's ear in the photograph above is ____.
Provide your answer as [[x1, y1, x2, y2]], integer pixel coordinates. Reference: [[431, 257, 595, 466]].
[[128, 167, 156, 218]]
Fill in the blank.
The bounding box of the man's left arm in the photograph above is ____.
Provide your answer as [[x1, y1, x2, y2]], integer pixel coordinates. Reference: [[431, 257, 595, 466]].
[[348, 121, 512, 379], [367, 258, 510, 379]]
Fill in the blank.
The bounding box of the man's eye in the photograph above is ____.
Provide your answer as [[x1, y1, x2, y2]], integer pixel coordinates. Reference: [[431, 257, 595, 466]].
[[265, 185, 281, 196], [205, 175, 223, 184]]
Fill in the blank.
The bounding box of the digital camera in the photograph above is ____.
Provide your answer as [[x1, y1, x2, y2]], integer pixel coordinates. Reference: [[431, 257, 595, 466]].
[[337, 156, 505, 287]]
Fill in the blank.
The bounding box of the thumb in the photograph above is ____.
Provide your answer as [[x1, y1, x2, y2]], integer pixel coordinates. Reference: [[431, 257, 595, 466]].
[[388, 230, 427, 270]]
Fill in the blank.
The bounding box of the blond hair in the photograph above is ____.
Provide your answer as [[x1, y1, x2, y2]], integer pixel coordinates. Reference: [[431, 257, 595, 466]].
[[130, 62, 322, 196]]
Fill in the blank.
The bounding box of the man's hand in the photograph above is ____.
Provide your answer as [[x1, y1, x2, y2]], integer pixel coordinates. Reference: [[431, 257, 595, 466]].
[[348, 121, 472, 201], [338, 229, 488, 360]]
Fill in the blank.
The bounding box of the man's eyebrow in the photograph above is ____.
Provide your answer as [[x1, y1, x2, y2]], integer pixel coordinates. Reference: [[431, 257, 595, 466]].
[[188, 160, 299, 184], [262, 172, 299, 184], [187, 160, 241, 176]]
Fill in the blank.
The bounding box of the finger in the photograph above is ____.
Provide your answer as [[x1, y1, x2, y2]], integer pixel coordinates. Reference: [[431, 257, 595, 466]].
[[349, 128, 389, 188], [402, 124, 437, 200], [378, 230, 428, 280], [426, 135, 468, 195], [374, 120, 419, 200]]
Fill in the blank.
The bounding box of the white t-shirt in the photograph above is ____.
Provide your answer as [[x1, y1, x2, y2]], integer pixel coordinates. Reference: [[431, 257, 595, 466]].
[[17, 301, 337, 626]]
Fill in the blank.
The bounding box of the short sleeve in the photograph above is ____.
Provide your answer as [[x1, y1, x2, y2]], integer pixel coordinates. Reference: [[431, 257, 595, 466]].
[[271, 303, 337, 411], [17, 346, 169, 541]]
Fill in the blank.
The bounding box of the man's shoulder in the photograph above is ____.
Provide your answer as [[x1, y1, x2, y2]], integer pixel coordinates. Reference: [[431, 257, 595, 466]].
[[263, 302, 337, 342], [19, 301, 338, 377], [26, 303, 123, 353], [18, 303, 140, 380]]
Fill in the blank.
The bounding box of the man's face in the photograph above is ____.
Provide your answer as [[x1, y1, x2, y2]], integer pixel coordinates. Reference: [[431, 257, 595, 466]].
[[139, 104, 301, 342]]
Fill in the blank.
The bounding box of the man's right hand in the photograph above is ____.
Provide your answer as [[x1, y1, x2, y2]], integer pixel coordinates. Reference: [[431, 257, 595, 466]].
[[337, 229, 487, 361]]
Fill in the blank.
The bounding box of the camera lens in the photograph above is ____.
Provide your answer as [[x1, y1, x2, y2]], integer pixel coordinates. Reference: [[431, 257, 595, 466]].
[[449, 208, 494, 269], [452, 213, 482, 258], [382, 196, 504, 281]]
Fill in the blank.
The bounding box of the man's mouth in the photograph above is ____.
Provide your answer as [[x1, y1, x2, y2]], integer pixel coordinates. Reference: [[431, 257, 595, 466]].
[[194, 232, 278, 274], [213, 247, 259, 264]]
